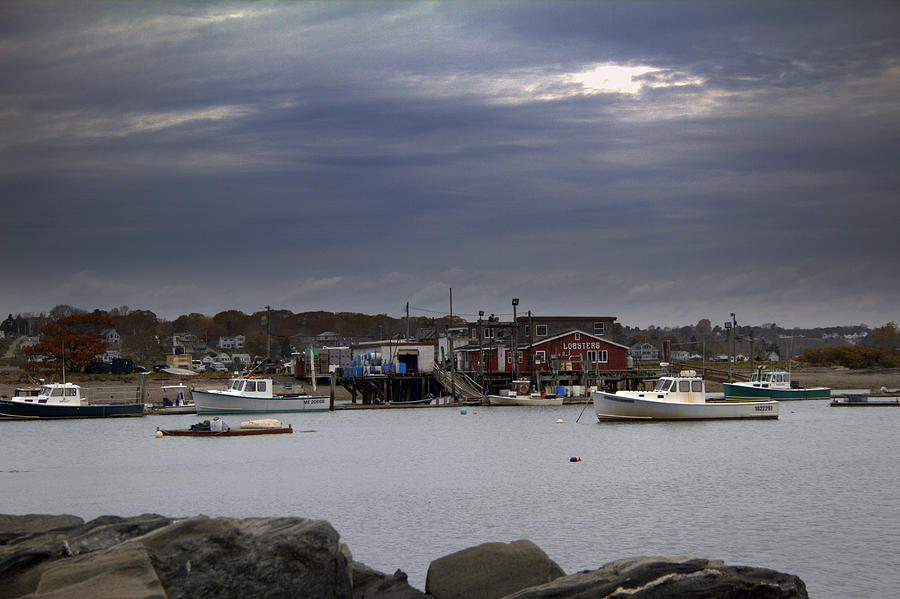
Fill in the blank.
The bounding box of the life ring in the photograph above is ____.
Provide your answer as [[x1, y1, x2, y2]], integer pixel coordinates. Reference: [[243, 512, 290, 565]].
[[517, 382, 529, 395]]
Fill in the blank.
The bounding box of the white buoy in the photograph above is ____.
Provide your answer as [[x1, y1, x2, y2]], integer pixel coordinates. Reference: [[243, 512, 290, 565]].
[[555, 419, 564, 424]]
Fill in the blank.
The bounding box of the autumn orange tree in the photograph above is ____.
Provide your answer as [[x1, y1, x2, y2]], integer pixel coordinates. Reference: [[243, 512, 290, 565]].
[[24, 313, 114, 373]]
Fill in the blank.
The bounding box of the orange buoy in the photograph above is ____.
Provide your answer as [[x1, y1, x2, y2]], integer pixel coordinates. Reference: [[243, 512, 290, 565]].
[[569, 456, 581, 462]]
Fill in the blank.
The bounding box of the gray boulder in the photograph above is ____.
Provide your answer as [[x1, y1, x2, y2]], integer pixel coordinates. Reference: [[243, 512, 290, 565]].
[[501, 556, 809, 598], [143, 515, 354, 599], [351, 562, 428, 599], [1, 514, 355, 599], [25, 542, 167, 599], [0, 514, 173, 599], [0, 514, 84, 546], [425, 540, 565, 599]]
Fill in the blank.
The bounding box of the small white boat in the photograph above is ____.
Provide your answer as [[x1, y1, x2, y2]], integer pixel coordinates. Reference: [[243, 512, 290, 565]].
[[592, 370, 778, 421], [192, 376, 329, 415], [150, 384, 196, 415], [487, 380, 564, 406]]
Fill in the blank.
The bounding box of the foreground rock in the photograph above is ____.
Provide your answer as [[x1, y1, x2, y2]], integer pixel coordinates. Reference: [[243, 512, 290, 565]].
[[501, 556, 808, 598], [0, 514, 808, 598], [425, 540, 565, 599]]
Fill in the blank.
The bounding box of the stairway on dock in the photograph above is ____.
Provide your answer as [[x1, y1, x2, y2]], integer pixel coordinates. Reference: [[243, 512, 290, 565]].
[[432, 362, 483, 401]]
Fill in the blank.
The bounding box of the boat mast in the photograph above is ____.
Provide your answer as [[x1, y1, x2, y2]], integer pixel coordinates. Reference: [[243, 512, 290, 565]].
[[309, 346, 317, 392]]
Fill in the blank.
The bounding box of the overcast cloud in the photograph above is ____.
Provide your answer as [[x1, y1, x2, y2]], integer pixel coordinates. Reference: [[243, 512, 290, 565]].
[[1, 1, 897, 328]]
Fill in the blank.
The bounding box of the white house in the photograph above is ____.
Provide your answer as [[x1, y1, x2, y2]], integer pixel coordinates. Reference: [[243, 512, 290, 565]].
[[215, 352, 233, 364], [101, 328, 121, 346], [19, 336, 40, 349], [629, 342, 659, 361], [218, 335, 246, 349], [232, 353, 251, 366]]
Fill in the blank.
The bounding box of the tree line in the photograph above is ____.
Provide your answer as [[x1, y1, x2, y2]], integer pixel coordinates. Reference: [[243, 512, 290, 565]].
[[2, 306, 896, 372]]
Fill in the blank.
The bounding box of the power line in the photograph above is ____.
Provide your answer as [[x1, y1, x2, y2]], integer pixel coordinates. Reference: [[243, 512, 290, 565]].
[[408, 305, 514, 318]]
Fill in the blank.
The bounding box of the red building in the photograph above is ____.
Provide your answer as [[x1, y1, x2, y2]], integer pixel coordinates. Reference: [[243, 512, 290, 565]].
[[457, 330, 629, 373]]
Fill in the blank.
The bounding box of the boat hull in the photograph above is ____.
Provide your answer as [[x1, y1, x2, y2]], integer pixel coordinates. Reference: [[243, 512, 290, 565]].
[[388, 398, 434, 406], [149, 405, 197, 415], [830, 397, 900, 406], [158, 426, 293, 437], [0, 399, 145, 420], [592, 391, 778, 421], [723, 383, 830, 401], [192, 390, 329, 414], [487, 394, 564, 406]]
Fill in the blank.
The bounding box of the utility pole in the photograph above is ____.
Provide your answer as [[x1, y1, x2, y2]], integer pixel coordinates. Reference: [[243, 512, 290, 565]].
[[511, 298, 519, 381], [405, 302, 410, 341], [725, 313, 736, 383], [749, 330, 755, 373], [449, 288, 456, 403], [528, 310, 533, 373], [478, 310, 485, 389], [264, 305, 272, 362]]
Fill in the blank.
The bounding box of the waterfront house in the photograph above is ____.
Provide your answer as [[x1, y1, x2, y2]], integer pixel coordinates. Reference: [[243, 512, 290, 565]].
[[629, 342, 659, 361]]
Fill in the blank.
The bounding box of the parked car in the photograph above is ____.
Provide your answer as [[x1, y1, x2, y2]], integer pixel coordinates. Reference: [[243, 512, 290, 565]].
[[85, 361, 112, 374], [190, 360, 205, 373], [208, 362, 227, 372], [110, 358, 135, 374]]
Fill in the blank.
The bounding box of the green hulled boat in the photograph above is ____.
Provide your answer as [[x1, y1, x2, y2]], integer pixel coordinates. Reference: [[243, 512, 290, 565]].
[[723, 369, 830, 401]]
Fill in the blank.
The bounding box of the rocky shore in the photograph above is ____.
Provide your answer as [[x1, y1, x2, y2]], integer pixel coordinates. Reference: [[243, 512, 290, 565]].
[[0, 514, 808, 598]]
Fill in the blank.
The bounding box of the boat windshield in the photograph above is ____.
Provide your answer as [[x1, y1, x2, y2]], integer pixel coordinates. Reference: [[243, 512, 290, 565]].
[[229, 379, 244, 391], [654, 379, 673, 392]]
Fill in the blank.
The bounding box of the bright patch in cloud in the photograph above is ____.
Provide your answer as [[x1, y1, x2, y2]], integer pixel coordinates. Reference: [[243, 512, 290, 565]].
[[400, 62, 705, 106], [569, 64, 660, 94]]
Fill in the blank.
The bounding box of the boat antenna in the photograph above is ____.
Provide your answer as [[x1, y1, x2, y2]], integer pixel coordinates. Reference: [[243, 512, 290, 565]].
[[61, 341, 66, 385]]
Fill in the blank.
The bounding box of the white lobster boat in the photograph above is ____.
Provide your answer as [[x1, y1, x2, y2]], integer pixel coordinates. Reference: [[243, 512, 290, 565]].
[[192, 377, 329, 415], [487, 379, 565, 406], [592, 370, 778, 421]]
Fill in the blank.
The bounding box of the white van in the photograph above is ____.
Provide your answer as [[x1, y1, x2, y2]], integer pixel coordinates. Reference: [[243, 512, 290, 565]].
[[190, 359, 205, 373]]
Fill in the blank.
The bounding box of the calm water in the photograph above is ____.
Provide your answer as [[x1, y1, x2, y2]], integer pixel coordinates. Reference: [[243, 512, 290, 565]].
[[2, 401, 898, 598]]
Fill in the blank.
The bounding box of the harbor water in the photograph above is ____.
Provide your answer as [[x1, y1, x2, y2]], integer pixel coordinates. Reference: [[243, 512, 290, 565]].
[[2, 400, 898, 598]]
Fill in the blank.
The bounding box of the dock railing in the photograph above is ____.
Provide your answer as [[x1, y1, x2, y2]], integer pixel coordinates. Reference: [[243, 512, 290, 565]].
[[432, 361, 483, 400]]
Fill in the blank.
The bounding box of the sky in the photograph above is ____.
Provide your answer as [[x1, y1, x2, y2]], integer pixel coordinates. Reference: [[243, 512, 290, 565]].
[[2, 1, 898, 329]]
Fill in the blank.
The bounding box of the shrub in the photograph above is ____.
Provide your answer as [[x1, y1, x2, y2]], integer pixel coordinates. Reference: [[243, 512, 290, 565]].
[[798, 346, 898, 369]]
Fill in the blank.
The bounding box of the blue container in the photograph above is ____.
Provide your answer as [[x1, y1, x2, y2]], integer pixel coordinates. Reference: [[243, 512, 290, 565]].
[[398, 363, 406, 374], [557, 386, 565, 397]]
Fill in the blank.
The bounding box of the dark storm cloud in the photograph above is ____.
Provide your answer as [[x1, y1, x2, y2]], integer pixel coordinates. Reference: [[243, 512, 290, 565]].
[[0, 1, 897, 327]]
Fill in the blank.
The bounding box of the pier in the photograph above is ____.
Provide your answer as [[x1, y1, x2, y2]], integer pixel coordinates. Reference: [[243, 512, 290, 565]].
[[322, 362, 663, 407]]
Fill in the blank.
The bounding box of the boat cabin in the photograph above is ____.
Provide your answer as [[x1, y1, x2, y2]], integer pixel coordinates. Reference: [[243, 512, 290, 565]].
[[747, 369, 795, 389], [13, 383, 84, 405], [649, 371, 706, 404], [161, 384, 192, 407], [224, 377, 276, 398]]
